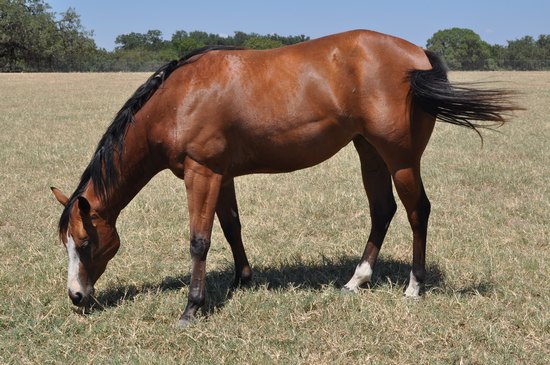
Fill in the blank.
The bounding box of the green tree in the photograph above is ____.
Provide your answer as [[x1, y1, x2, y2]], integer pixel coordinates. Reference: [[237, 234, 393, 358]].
[[0, 0, 55, 70], [171, 30, 204, 54], [426, 28, 491, 70], [243, 36, 283, 50], [0, 2, 312, 71], [504, 36, 541, 70], [54, 8, 97, 70], [0, 0, 97, 71], [268, 33, 309, 45], [536, 35, 550, 69], [232, 31, 250, 46], [115, 32, 147, 50], [536, 35, 550, 53], [114, 29, 174, 70], [115, 30, 165, 51], [488, 44, 506, 70]]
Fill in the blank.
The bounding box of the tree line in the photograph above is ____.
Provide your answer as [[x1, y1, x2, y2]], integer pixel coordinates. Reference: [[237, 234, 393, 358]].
[[0, 0, 309, 71], [427, 28, 550, 71], [1, 0, 549, 72], [108, 29, 309, 72]]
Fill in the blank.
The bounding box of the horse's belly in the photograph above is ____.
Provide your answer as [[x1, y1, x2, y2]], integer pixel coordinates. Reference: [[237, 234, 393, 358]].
[[229, 116, 357, 175]]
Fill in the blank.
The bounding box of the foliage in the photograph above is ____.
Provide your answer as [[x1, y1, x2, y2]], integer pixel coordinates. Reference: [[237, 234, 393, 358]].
[[427, 28, 492, 70], [1, 1, 549, 71], [500, 35, 550, 70], [171, 31, 205, 54], [0, 0, 97, 71], [115, 30, 165, 51], [427, 27, 550, 71], [243, 36, 283, 50], [0, 1, 309, 72], [109, 29, 308, 70]]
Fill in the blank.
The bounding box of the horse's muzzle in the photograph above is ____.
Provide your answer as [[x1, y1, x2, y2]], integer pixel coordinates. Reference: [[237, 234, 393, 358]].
[[68, 289, 87, 306]]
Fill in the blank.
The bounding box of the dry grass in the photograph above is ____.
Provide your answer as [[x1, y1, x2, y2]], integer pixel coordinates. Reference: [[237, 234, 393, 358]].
[[0, 71, 548, 364]]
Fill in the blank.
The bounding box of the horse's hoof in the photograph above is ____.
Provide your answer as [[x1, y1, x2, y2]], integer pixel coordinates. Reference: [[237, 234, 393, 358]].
[[233, 270, 253, 288], [341, 286, 357, 294], [403, 289, 422, 299], [176, 317, 195, 328], [232, 276, 252, 289], [404, 284, 422, 298]]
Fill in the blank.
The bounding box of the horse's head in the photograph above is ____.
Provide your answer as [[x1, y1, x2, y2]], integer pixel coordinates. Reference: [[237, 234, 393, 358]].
[[51, 187, 120, 307]]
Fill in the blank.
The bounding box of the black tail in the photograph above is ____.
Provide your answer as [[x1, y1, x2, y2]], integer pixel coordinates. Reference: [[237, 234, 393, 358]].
[[408, 50, 522, 135]]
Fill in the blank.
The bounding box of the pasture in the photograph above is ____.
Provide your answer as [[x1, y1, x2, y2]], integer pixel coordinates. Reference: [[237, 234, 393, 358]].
[[0, 71, 548, 364]]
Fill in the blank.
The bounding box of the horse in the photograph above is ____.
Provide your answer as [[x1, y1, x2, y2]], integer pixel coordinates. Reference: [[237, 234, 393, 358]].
[[51, 30, 518, 326]]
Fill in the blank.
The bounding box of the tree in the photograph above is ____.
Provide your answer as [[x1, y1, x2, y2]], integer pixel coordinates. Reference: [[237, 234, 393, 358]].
[[115, 29, 165, 51], [426, 28, 491, 70], [0, 0, 97, 71], [0, 0, 57, 70], [0, 1, 311, 72], [5, 4, 550, 73], [171, 30, 204, 54], [243, 36, 283, 50], [503, 36, 540, 70], [54, 8, 97, 70], [536, 34, 550, 54], [488, 44, 506, 70], [233, 31, 249, 46], [269, 33, 309, 45], [536, 35, 550, 69]]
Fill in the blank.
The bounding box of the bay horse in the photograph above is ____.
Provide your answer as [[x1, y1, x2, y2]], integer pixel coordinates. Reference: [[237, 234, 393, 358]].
[[51, 30, 518, 326]]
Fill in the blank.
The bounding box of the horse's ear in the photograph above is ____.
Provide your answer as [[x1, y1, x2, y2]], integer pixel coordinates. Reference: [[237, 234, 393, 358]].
[[51, 187, 69, 207], [77, 196, 91, 215]]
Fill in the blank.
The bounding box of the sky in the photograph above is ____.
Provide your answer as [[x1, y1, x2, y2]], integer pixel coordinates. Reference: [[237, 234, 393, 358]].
[[46, 0, 549, 51]]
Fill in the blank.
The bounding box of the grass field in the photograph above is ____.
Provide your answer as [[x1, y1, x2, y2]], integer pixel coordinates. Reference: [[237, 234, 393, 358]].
[[0, 71, 548, 364]]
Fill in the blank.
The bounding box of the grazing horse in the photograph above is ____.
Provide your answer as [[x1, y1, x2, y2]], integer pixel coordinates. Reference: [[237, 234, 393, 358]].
[[51, 30, 518, 326]]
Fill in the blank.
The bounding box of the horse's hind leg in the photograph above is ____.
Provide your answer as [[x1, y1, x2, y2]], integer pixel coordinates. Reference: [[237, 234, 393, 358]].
[[216, 179, 252, 286], [344, 136, 397, 292], [380, 110, 435, 297], [391, 163, 430, 297]]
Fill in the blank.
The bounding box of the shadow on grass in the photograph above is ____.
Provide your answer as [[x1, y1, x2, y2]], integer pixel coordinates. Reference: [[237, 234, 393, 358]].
[[88, 256, 493, 316]]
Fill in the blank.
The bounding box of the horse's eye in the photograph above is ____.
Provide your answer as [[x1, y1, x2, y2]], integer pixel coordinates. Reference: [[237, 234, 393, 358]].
[[80, 239, 90, 248]]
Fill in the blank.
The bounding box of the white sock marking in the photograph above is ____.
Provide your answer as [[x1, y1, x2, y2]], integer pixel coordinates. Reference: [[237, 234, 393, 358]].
[[404, 270, 421, 297], [344, 261, 373, 292]]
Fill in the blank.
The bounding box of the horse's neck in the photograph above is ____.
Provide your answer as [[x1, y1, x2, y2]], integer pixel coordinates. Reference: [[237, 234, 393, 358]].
[[90, 121, 163, 222]]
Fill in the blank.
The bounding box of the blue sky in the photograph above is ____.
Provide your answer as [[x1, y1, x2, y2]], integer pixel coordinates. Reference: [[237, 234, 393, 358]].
[[47, 0, 549, 50]]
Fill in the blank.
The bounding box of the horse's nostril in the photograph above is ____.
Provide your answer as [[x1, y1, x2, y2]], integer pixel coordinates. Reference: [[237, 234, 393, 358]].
[[68, 290, 83, 305]]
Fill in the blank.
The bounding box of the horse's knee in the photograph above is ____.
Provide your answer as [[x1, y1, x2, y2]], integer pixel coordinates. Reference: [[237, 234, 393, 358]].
[[190, 235, 210, 259]]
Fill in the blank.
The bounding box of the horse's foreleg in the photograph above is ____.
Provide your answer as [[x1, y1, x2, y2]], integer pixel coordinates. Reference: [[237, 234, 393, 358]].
[[344, 137, 397, 292], [391, 164, 430, 297], [178, 159, 222, 327], [216, 179, 252, 287]]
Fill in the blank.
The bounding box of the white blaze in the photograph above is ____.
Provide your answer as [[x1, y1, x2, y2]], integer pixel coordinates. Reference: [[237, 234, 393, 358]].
[[66, 233, 91, 297], [344, 261, 373, 292]]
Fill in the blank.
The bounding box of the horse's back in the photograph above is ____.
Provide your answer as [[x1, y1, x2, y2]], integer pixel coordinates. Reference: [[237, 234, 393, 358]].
[[146, 30, 433, 176]]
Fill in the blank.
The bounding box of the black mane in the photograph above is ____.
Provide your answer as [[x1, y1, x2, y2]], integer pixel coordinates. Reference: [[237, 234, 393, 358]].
[[58, 45, 241, 233]]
